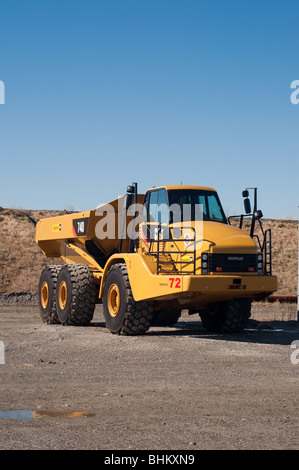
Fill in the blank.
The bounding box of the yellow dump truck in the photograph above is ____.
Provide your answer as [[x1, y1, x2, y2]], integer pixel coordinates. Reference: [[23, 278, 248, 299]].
[[35, 183, 277, 334]]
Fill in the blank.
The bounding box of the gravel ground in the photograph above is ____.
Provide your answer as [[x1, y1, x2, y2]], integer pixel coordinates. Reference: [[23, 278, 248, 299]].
[[0, 295, 299, 451]]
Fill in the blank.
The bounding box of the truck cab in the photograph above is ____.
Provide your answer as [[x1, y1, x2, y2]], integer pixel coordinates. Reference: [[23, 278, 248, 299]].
[[137, 185, 265, 278]]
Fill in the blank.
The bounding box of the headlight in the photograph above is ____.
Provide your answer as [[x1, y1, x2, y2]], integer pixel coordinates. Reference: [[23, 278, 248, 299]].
[[201, 253, 209, 274], [257, 254, 263, 273]]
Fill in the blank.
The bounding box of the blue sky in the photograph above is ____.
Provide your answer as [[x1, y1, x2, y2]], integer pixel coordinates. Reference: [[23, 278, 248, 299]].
[[0, 0, 298, 219]]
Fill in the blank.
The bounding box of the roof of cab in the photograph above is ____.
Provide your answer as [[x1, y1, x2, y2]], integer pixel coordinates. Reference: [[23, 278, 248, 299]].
[[146, 185, 217, 192]]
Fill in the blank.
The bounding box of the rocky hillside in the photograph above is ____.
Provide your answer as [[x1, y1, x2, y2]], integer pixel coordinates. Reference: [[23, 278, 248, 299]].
[[0, 207, 297, 296]]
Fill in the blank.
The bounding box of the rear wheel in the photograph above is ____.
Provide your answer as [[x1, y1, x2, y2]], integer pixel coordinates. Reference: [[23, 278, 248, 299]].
[[200, 298, 251, 333], [103, 263, 153, 335], [38, 265, 62, 323], [56, 264, 97, 325]]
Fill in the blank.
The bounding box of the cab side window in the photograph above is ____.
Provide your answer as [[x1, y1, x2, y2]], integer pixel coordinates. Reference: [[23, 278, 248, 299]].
[[148, 190, 159, 222], [147, 189, 169, 224]]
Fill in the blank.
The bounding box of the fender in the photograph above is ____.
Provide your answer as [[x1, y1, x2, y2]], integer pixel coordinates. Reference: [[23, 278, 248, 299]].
[[98, 254, 129, 299]]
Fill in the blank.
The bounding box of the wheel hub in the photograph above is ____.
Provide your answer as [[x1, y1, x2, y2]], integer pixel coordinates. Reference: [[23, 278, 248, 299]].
[[41, 281, 49, 309], [108, 283, 120, 317], [58, 281, 68, 310]]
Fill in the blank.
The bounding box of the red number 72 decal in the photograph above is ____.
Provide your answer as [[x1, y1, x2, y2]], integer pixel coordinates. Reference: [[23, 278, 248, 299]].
[[169, 277, 181, 288]]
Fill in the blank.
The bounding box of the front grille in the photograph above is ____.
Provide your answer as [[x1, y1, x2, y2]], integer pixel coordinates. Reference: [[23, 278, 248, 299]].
[[208, 253, 257, 273]]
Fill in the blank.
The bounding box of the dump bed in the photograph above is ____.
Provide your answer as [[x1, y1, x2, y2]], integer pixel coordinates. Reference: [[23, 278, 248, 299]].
[[35, 194, 144, 263]]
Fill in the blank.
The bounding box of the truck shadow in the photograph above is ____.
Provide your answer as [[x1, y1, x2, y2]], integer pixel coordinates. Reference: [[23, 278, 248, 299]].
[[147, 319, 299, 346]]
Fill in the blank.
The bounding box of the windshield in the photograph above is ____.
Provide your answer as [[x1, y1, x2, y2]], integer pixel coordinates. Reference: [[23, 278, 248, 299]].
[[167, 189, 227, 224]]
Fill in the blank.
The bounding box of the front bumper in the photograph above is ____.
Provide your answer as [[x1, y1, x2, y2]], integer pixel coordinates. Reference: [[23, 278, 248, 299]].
[[184, 273, 277, 294]]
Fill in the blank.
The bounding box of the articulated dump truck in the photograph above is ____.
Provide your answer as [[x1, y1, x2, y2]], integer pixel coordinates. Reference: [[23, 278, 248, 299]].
[[35, 183, 277, 335]]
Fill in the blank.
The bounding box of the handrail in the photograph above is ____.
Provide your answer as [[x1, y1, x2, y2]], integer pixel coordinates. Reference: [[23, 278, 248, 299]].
[[151, 226, 197, 275]]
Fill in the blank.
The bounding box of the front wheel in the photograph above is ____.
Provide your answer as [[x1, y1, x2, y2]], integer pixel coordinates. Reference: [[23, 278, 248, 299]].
[[103, 263, 153, 335], [200, 298, 251, 333]]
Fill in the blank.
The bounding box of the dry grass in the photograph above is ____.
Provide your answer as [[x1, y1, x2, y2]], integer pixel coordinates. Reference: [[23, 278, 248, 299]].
[[0, 208, 64, 292], [0, 208, 298, 295], [230, 217, 298, 296]]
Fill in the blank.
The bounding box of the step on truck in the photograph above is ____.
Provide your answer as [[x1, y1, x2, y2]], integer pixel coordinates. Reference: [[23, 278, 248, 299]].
[[35, 183, 277, 334]]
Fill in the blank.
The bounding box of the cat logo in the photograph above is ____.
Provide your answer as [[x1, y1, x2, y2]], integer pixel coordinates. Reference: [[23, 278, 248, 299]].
[[52, 224, 62, 232]]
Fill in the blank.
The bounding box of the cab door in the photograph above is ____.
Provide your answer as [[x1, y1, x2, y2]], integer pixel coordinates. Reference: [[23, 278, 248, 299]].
[[144, 188, 169, 240]]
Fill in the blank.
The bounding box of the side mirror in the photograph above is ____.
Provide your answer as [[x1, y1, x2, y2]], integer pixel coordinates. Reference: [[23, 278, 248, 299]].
[[244, 198, 251, 214], [126, 184, 135, 210], [242, 190, 249, 198], [254, 210, 263, 220]]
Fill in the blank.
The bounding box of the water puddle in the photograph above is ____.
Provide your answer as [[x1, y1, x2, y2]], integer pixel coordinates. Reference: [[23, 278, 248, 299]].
[[0, 409, 95, 421], [0, 410, 33, 421]]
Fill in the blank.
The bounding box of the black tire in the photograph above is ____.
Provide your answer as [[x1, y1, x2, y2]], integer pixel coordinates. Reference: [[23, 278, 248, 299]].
[[103, 263, 153, 335], [56, 264, 97, 326], [200, 298, 251, 333], [151, 309, 181, 326], [38, 265, 62, 324]]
